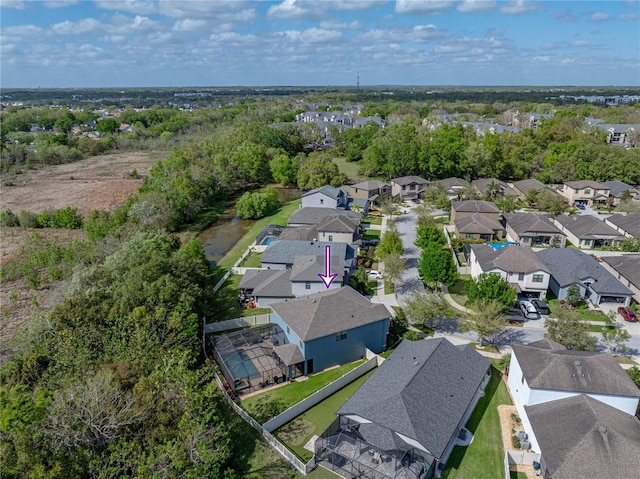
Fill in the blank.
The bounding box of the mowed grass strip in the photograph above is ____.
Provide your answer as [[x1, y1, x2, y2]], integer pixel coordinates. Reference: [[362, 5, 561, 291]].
[[276, 369, 375, 462], [441, 368, 512, 479], [241, 360, 366, 418]]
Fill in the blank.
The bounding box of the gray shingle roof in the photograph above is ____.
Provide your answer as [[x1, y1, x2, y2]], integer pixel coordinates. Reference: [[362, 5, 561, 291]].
[[302, 185, 344, 200], [252, 270, 293, 298], [554, 215, 626, 241], [316, 215, 358, 234], [270, 286, 390, 342], [536, 248, 633, 296], [338, 338, 489, 459], [564, 180, 608, 190], [602, 254, 640, 290], [601, 180, 637, 199], [455, 213, 504, 235], [273, 343, 305, 366], [504, 212, 565, 237], [391, 176, 429, 186], [451, 200, 501, 214], [288, 207, 361, 226], [525, 395, 640, 479], [512, 340, 640, 397], [606, 213, 640, 238], [278, 226, 318, 241], [438, 177, 470, 192], [471, 178, 518, 196], [351, 180, 390, 190], [471, 244, 550, 274], [262, 240, 355, 269], [512, 178, 547, 195], [290, 255, 342, 282]]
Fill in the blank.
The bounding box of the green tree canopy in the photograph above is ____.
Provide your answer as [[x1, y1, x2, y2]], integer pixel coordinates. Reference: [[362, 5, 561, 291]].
[[463, 273, 516, 311]]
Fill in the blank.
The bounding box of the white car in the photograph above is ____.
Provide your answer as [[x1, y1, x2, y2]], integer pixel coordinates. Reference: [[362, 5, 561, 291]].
[[519, 301, 539, 319], [367, 270, 383, 279]]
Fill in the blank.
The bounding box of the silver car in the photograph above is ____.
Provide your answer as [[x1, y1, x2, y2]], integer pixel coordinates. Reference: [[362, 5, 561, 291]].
[[519, 300, 539, 319]]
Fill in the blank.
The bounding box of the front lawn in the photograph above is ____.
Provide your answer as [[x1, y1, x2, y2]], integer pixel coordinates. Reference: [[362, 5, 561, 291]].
[[275, 370, 375, 462], [441, 368, 512, 479], [449, 275, 471, 308], [363, 229, 381, 240], [241, 360, 366, 420], [362, 217, 383, 226], [547, 299, 609, 322]]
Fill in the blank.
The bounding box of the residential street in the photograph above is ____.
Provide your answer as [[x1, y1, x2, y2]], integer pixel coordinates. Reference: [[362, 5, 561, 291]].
[[371, 203, 640, 363]]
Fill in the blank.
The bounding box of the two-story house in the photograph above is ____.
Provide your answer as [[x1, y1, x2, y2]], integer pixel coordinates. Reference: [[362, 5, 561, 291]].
[[349, 180, 390, 204], [560, 180, 610, 208], [390, 176, 429, 200], [316, 215, 359, 243], [468, 244, 550, 299], [451, 200, 504, 241], [503, 212, 566, 247], [301, 185, 348, 209]]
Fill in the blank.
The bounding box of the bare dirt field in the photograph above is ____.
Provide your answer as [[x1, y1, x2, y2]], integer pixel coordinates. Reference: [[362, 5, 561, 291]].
[[0, 151, 166, 362], [1, 151, 167, 215]]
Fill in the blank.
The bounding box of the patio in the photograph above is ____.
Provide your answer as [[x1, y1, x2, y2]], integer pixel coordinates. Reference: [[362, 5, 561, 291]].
[[315, 423, 432, 479], [212, 324, 304, 396]]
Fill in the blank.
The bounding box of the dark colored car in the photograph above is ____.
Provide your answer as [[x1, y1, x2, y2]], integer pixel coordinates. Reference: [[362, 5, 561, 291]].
[[576, 203, 586, 210], [618, 306, 638, 322], [531, 299, 550, 315]]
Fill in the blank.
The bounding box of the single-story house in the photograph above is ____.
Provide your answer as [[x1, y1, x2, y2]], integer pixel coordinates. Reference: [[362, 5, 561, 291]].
[[536, 248, 633, 306], [350, 180, 390, 203], [525, 394, 640, 479], [468, 244, 550, 299], [390, 176, 429, 200], [269, 286, 391, 376], [553, 214, 626, 249], [604, 212, 640, 238], [437, 177, 470, 199], [316, 338, 490, 479], [601, 180, 638, 204], [503, 212, 566, 247], [301, 185, 349, 209], [454, 213, 505, 241], [559, 180, 610, 208], [450, 200, 501, 224], [601, 255, 640, 303], [470, 178, 518, 198], [261, 240, 356, 273], [287, 207, 361, 228]]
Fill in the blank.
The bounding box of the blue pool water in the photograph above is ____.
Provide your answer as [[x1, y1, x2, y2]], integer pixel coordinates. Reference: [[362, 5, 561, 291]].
[[226, 351, 259, 379], [261, 236, 277, 246]]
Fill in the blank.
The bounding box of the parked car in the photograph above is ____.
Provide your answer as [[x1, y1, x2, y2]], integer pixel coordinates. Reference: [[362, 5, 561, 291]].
[[618, 306, 638, 322], [530, 299, 550, 315], [575, 203, 586, 210], [519, 301, 539, 319], [507, 307, 526, 322], [367, 270, 383, 280]]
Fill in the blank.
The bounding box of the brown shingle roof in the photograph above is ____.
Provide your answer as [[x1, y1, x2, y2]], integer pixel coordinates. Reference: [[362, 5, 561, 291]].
[[451, 200, 501, 213]]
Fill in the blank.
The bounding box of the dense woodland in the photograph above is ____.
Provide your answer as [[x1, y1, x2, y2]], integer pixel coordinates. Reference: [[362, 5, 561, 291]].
[[1, 89, 639, 478]]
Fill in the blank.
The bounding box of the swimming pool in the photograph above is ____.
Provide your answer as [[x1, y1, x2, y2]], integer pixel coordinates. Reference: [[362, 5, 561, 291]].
[[226, 351, 259, 379], [261, 236, 277, 246]]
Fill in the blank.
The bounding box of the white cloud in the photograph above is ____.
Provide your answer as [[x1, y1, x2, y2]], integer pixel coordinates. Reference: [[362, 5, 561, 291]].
[[590, 12, 610, 22], [94, 0, 156, 15], [395, 0, 453, 14], [51, 18, 101, 35], [320, 19, 363, 30], [554, 9, 577, 22], [619, 13, 638, 21], [43, 0, 78, 8], [100, 34, 126, 44], [500, 1, 540, 15], [173, 19, 208, 32], [329, 0, 389, 10], [277, 28, 342, 44], [209, 32, 258, 46], [108, 14, 158, 34], [457, 1, 496, 13], [532, 56, 550, 62], [570, 40, 589, 47], [0, 1, 26, 9], [268, 0, 323, 20]]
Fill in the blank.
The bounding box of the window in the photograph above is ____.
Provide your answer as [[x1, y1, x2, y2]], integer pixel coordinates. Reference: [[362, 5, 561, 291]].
[[466, 233, 474, 239], [518, 273, 524, 281], [305, 281, 311, 290], [521, 375, 524, 384], [336, 331, 347, 341], [584, 189, 591, 195], [532, 274, 544, 283], [286, 325, 290, 334], [328, 235, 333, 241]]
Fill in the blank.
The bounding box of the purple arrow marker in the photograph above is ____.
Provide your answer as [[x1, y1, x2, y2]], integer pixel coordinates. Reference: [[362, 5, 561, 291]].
[[318, 245, 338, 288]]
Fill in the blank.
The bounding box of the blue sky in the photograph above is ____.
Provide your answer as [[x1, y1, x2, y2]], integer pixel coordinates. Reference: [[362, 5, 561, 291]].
[[1, 0, 639, 88]]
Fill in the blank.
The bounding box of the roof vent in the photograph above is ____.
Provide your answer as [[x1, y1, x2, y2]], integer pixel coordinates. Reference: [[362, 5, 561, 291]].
[[598, 425, 607, 434], [574, 360, 581, 367], [311, 299, 317, 303]]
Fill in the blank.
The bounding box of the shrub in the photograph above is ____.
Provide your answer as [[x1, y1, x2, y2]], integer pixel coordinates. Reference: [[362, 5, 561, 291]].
[[0, 209, 19, 227]]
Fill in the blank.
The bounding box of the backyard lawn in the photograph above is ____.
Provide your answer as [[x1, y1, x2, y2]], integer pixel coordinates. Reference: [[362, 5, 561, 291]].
[[241, 360, 366, 419], [441, 368, 512, 479], [209, 274, 271, 321], [275, 370, 375, 462], [449, 275, 471, 308], [362, 217, 383, 226], [240, 251, 263, 268], [363, 229, 381, 240]]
